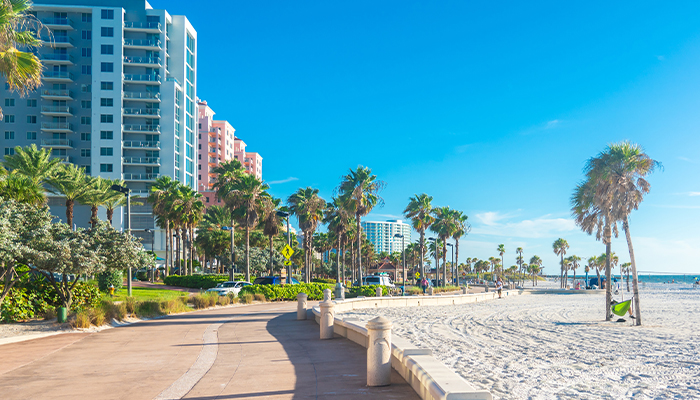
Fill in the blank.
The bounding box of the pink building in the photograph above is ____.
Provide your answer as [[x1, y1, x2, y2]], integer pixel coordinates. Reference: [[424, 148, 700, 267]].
[[197, 100, 263, 206]]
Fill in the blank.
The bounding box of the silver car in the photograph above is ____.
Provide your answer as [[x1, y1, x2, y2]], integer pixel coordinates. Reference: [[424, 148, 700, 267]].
[[206, 281, 251, 296]]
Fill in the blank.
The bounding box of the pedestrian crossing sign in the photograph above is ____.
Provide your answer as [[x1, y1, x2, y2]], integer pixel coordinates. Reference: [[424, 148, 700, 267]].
[[281, 245, 294, 259], [415, 272, 420, 279]]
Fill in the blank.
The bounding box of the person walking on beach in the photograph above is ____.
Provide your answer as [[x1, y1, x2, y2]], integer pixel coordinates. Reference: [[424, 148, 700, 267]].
[[496, 277, 504, 298]]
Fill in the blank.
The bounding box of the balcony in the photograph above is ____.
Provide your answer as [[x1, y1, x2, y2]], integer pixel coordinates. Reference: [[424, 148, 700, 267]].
[[123, 173, 160, 182], [123, 92, 161, 102], [42, 18, 74, 30], [122, 141, 160, 150], [41, 89, 73, 100], [123, 124, 160, 134], [43, 71, 73, 82], [41, 139, 73, 149], [123, 38, 161, 50], [123, 157, 160, 166], [123, 21, 162, 33], [52, 155, 73, 163], [41, 106, 72, 116], [40, 53, 74, 65], [41, 36, 74, 48], [123, 74, 161, 85], [123, 108, 160, 118], [41, 122, 72, 133], [123, 56, 161, 68]]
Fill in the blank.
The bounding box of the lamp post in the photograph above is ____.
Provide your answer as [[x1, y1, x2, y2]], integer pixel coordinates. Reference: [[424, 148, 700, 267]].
[[394, 233, 405, 296], [110, 184, 132, 296], [446, 242, 454, 286], [276, 211, 292, 284], [145, 228, 155, 282], [428, 237, 438, 287]]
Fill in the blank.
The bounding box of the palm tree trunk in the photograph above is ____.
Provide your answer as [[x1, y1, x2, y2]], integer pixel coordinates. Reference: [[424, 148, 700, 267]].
[[336, 236, 341, 283], [107, 208, 114, 225], [342, 242, 346, 285], [357, 216, 362, 286], [560, 255, 564, 288], [419, 230, 425, 279], [455, 240, 460, 286], [190, 227, 195, 275], [90, 205, 98, 228], [604, 223, 613, 322], [442, 242, 447, 287], [268, 235, 273, 275], [245, 224, 251, 283], [66, 199, 74, 229], [230, 218, 236, 280], [164, 223, 169, 277], [350, 241, 355, 283], [623, 219, 642, 326]]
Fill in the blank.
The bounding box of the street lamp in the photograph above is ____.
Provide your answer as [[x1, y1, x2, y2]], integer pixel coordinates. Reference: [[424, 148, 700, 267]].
[[446, 242, 454, 286], [145, 229, 155, 282], [110, 184, 132, 296], [428, 237, 439, 287], [394, 233, 405, 296], [276, 210, 292, 284]]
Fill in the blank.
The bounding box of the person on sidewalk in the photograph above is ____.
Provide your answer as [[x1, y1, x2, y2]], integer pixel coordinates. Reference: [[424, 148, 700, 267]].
[[496, 278, 504, 298]]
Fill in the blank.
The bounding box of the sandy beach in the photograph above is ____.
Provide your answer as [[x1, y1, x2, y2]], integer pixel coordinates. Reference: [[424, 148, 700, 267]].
[[342, 280, 700, 399]]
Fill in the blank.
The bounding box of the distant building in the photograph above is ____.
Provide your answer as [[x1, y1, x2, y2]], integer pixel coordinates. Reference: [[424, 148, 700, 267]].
[[361, 220, 411, 254]]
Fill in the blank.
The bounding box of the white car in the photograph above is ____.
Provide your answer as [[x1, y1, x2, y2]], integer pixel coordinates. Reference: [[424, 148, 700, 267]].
[[362, 275, 396, 289], [206, 281, 251, 296]]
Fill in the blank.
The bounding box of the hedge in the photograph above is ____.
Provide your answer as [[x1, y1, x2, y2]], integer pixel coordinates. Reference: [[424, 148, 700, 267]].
[[311, 278, 336, 284], [1, 277, 101, 322], [347, 285, 388, 297], [239, 283, 334, 301], [163, 274, 244, 289]]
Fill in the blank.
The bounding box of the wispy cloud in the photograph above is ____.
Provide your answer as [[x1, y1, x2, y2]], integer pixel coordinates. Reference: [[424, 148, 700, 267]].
[[472, 211, 576, 238], [690, 192, 700, 197], [268, 177, 299, 185], [366, 213, 404, 221], [544, 119, 561, 129], [678, 156, 695, 163], [455, 143, 474, 153], [656, 55, 665, 61], [520, 119, 564, 135]]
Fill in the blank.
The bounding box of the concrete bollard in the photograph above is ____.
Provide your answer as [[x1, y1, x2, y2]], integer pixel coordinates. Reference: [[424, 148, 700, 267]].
[[323, 288, 332, 301], [376, 286, 382, 297], [297, 293, 307, 320], [335, 282, 345, 300], [484, 285, 489, 293], [319, 298, 334, 339], [366, 316, 393, 387], [462, 286, 467, 294], [427, 287, 434, 295]]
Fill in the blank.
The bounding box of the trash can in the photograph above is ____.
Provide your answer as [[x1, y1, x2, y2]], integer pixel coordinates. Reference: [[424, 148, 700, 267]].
[[57, 307, 68, 323]]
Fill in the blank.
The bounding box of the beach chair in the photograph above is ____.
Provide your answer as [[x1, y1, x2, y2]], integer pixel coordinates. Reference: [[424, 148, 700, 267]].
[[611, 299, 631, 317]]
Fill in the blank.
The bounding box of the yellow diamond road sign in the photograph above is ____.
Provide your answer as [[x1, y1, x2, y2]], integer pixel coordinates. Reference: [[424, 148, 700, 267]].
[[415, 272, 420, 279], [281, 245, 294, 259], [284, 259, 292, 266]]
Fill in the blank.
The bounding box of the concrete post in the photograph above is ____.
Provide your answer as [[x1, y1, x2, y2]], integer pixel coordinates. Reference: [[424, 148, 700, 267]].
[[484, 284, 489, 293], [323, 288, 332, 301], [366, 316, 393, 387], [319, 298, 334, 339], [297, 293, 307, 320], [462, 286, 467, 294], [427, 287, 434, 295], [335, 282, 345, 300], [376, 286, 382, 297]]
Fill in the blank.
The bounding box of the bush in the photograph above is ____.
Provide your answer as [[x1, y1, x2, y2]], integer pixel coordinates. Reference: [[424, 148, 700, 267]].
[[74, 310, 91, 328], [91, 308, 106, 326], [227, 292, 239, 304], [347, 285, 389, 297], [254, 293, 265, 302], [159, 299, 189, 314], [433, 286, 461, 293], [239, 283, 334, 301], [241, 293, 254, 304], [43, 307, 56, 320], [136, 271, 149, 282], [191, 294, 210, 309], [408, 287, 422, 295], [163, 274, 230, 289], [124, 297, 137, 314], [217, 296, 230, 306], [312, 278, 336, 284], [97, 271, 123, 291], [115, 302, 127, 320], [137, 301, 162, 317]]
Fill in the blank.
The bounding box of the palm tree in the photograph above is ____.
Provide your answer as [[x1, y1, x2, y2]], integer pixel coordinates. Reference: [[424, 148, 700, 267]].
[[621, 262, 631, 292], [149, 176, 179, 276], [516, 247, 524, 286], [102, 179, 128, 226], [450, 210, 469, 286], [431, 206, 456, 287], [552, 238, 569, 288], [497, 244, 506, 280], [337, 166, 384, 286], [261, 197, 283, 275], [570, 255, 581, 287], [529, 255, 542, 286], [325, 198, 351, 283], [0, 0, 43, 119], [0, 170, 44, 205], [213, 160, 246, 279], [79, 176, 112, 228], [196, 205, 233, 273], [404, 193, 434, 280], [2, 144, 60, 185], [288, 187, 325, 283], [46, 164, 93, 228]]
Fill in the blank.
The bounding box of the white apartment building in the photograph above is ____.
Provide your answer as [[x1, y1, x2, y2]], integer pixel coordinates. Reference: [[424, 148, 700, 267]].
[[361, 220, 411, 254]]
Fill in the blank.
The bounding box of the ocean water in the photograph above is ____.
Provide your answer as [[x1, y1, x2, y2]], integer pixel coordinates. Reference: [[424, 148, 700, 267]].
[[570, 274, 699, 284]]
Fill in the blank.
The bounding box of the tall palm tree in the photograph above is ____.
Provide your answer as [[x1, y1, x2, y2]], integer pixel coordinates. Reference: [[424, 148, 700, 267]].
[[261, 197, 283, 274], [529, 255, 542, 286], [404, 193, 434, 280], [552, 238, 569, 288], [337, 166, 384, 286], [46, 164, 93, 228], [213, 160, 246, 279], [288, 187, 325, 283], [570, 255, 581, 287], [325, 198, 351, 284], [431, 206, 457, 287], [450, 210, 469, 286], [2, 144, 61, 185], [79, 176, 112, 228], [516, 247, 524, 285], [497, 244, 506, 281], [0, 170, 44, 205], [149, 176, 179, 276], [0, 0, 43, 119], [621, 262, 631, 292], [102, 179, 128, 226]]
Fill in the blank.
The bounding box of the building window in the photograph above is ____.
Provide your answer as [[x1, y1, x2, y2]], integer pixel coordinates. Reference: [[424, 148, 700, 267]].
[[26, 115, 36, 123], [26, 99, 36, 107], [81, 30, 91, 40], [100, 98, 113, 107], [100, 44, 113, 55], [100, 164, 113, 173], [100, 114, 113, 123], [100, 131, 113, 139], [4, 99, 14, 107], [100, 82, 113, 90], [81, 65, 91, 75], [81, 12, 91, 22], [100, 27, 113, 37], [205, 197, 209, 203], [3, 115, 14, 123], [81, 149, 91, 157], [26, 131, 36, 140], [100, 147, 113, 156], [81, 132, 91, 141], [101, 9, 114, 19], [81, 84, 91, 93], [4, 131, 14, 139], [100, 62, 113, 72], [81, 116, 91, 125], [4, 148, 15, 156], [81, 100, 91, 109], [81, 48, 91, 57], [84, 165, 91, 175]]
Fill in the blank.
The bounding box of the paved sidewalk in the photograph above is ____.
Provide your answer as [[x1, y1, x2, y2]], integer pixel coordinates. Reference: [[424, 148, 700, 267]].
[[0, 302, 418, 399]]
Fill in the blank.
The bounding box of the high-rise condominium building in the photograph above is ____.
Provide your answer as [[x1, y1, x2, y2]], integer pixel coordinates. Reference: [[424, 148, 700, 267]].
[[0, 0, 197, 253], [197, 100, 262, 207], [361, 220, 411, 254]]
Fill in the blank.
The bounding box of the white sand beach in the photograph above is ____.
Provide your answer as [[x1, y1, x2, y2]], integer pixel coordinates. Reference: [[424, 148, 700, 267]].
[[342, 281, 700, 399]]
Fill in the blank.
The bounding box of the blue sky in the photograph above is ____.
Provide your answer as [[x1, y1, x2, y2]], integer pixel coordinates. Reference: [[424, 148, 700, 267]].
[[165, 1, 700, 274]]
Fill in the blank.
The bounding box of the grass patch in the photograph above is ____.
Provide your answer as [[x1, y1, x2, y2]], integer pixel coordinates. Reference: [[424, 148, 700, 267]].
[[253, 293, 265, 302], [241, 293, 254, 304], [103, 287, 189, 303]]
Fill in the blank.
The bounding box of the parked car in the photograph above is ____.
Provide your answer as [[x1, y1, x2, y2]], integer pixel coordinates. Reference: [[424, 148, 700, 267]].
[[253, 276, 300, 285], [206, 281, 251, 296], [361, 275, 395, 288]]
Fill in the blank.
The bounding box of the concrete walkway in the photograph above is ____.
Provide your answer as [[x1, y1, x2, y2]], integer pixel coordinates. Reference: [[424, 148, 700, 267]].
[[0, 302, 418, 399]]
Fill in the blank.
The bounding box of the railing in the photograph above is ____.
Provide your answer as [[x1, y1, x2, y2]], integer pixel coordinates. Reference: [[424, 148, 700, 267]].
[[41, 89, 72, 97], [43, 36, 73, 45], [41, 122, 72, 130], [40, 53, 73, 62], [123, 108, 160, 116], [42, 18, 73, 27], [123, 92, 161, 100], [123, 157, 160, 164], [44, 71, 73, 80], [122, 141, 160, 148], [41, 139, 73, 147], [123, 124, 160, 132], [41, 106, 72, 114], [52, 155, 72, 163], [124, 21, 162, 30], [123, 56, 161, 65], [123, 74, 161, 82], [123, 39, 161, 47], [123, 173, 160, 181]]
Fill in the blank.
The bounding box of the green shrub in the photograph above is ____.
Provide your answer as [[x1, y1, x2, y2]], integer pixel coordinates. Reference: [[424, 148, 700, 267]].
[[408, 287, 422, 295], [347, 285, 388, 297], [254, 293, 265, 302], [239, 283, 334, 301], [116, 302, 127, 320], [159, 299, 189, 314], [43, 307, 56, 320], [217, 295, 230, 306], [227, 292, 239, 304], [207, 293, 217, 307], [74, 310, 91, 328], [312, 278, 336, 284], [136, 271, 149, 282], [163, 274, 230, 289], [191, 294, 210, 309], [91, 308, 106, 326], [97, 271, 123, 291], [241, 293, 254, 304], [124, 297, 137, 314], [137, 301, 162, 317]]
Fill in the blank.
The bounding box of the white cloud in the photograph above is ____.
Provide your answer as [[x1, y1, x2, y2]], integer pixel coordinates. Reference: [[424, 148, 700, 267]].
[[689, 192, 700, 197], [545, 119, 561, 129], [268, 177, 299, 185], [472, 211, 577, 239], [678, 156, 695, 163]]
